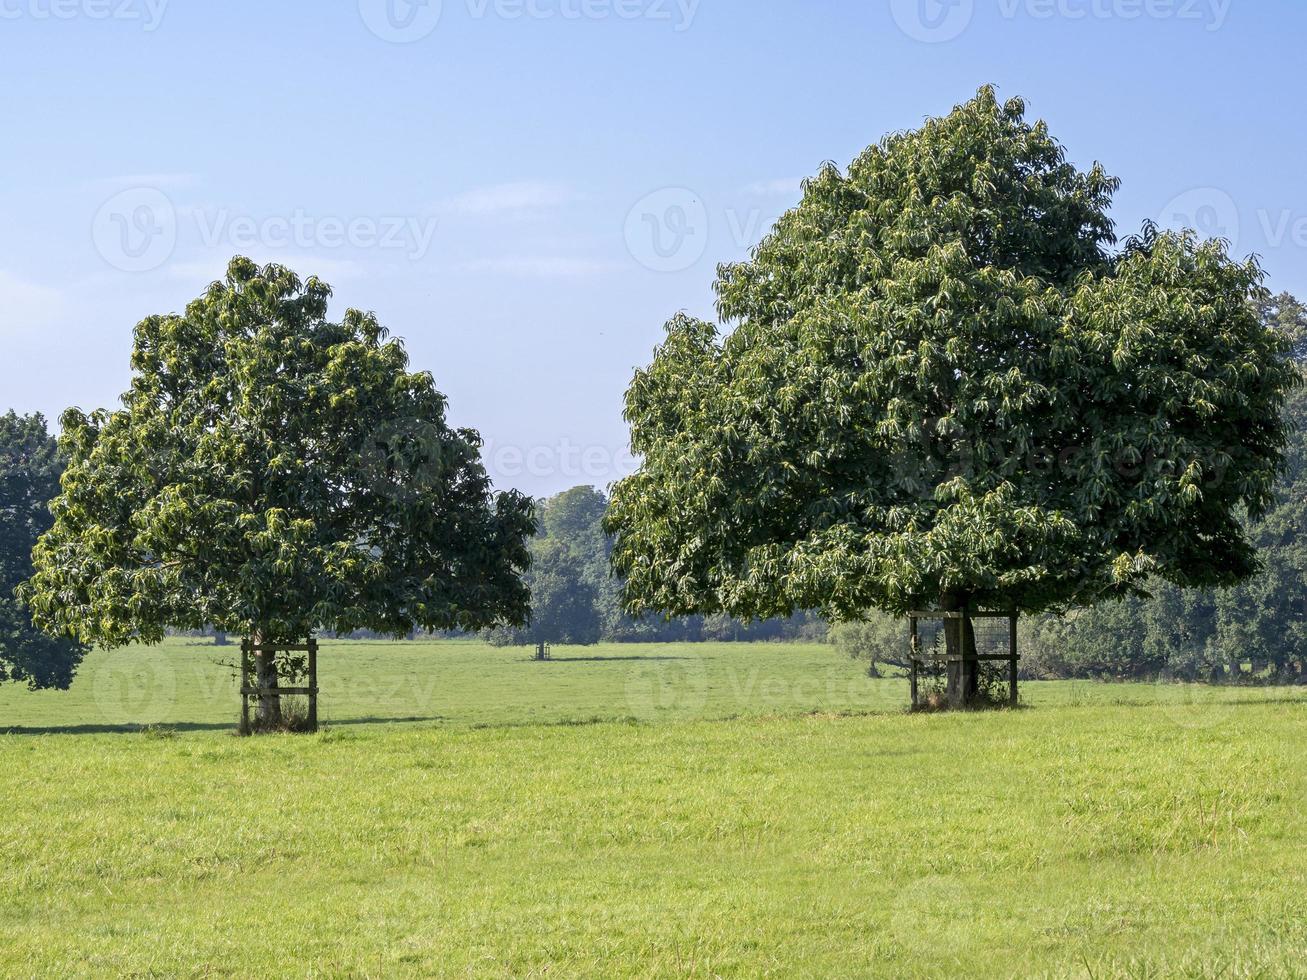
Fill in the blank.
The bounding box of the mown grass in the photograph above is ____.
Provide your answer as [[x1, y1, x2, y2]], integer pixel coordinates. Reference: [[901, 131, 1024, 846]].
[[0, 640, 1303, 977], [1, 637, 1297, 735]]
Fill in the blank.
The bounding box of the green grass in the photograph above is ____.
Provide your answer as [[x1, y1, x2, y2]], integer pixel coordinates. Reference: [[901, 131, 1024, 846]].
[[1, 640, 1304, 976], [2, 637, 1297, 735]]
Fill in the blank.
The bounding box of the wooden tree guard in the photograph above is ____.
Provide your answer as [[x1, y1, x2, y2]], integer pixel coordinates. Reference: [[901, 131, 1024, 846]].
[[239, 638, 319, 735], [908, 610, 1019, 709], [534, 642, 552, 662]]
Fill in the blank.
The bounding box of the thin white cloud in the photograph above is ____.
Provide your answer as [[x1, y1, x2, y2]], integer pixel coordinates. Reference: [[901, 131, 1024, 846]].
[[442, 181, 580, 216], [452, 255, 616, 278], [0, 270, 67, 334], [742, 177, 805, 198]]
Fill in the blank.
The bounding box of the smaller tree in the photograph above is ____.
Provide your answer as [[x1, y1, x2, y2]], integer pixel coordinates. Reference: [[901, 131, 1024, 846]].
[[0, 411, 87, 690], [22, 259, 534, 729], [1262, 292, 1307, 363], [830, 613, 904, 677], [488, 488, 603, 650], [523, 539, 602, 648]]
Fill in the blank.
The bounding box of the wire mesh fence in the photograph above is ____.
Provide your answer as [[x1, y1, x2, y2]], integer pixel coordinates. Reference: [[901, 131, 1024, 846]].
[[909, 611, 1019, 710]]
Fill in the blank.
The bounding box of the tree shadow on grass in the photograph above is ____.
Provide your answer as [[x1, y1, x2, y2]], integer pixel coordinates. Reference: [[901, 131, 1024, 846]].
[[543, 655, 693, 663], [1094, 691, 1305, 709], [1, 721, 237, 736], [0, 714, 452, 736]]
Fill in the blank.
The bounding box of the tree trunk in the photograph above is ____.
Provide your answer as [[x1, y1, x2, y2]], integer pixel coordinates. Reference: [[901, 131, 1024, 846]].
[[943, 593, 979, 708], [214, 629, 229, 647], [252, 632, 281, 729]]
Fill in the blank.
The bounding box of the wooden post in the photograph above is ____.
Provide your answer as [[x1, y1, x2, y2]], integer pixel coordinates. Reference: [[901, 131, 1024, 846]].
[[1009, 613, 1019, 707], [307, 638, 319, 732], [239, 639, 252, 736], [909, 616, 919, 709]]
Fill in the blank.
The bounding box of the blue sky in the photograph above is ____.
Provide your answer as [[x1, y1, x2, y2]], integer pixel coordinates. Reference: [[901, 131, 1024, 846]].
[[2, 0, 1304, 497]]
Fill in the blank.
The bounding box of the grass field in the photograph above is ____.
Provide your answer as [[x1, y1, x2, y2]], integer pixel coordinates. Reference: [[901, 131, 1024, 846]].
[[1, 640, 1304, 977]]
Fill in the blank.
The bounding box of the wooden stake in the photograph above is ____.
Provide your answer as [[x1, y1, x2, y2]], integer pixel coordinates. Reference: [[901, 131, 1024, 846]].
[[239, 639, 252, 736], [909, 616, 919, 709], [1009, 614, 1019, 707], [307, 638, 319, 732]]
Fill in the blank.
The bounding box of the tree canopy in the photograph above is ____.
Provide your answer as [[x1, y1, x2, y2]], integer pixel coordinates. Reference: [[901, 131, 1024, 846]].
[[0, 411, 86, 689], [607, 87, 1300, 628], [22, 258, 534, 651]]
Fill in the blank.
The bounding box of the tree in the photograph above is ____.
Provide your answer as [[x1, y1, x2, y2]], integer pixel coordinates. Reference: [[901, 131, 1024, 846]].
[[494, 484, 824, 648], [22, 258, 534, 728], [1261, 291, 1307, 364], [520, 539, 601, 648], [1015, 297, 1307, 684], [487, 487, 603, 649], [1212, 301, 1306, 680], [606, 88, 1300, 707], [0, 411, 87, 690], [537, 487, 607, 647], [830, 612, 905, 677]]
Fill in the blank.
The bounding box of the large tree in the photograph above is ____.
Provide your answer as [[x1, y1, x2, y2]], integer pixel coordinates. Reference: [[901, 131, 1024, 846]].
[[0, 411, 87, 690], [606, 88, 1300, 706], [22, 258, 534, 727]]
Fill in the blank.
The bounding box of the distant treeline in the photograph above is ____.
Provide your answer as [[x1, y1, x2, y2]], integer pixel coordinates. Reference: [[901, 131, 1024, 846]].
[[483, 486, 826, 647]]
